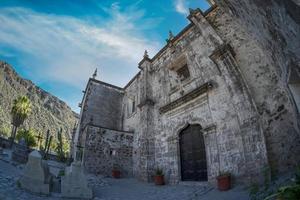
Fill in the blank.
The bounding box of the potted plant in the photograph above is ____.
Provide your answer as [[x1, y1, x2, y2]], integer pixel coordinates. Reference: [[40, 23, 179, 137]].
[[217, 171, 231, 191], [154, 168, 165, 185], [112, 164, 121, 178]]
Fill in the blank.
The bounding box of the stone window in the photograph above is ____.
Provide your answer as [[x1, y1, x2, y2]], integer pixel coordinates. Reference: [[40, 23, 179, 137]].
[[132, 100, 136, 113], [176, 64, 190, 81], [127, 96, 136, 116], [110, 149, 116, 156]]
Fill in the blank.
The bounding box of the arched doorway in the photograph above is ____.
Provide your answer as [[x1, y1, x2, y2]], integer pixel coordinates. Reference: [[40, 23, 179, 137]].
[[180, 124, 207, 181]]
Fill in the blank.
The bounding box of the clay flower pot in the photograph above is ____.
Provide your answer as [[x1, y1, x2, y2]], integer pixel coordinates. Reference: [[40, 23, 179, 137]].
[[217, 174, 231, 191], [154, 175, 165, 185], [112, 170, 121, 178]]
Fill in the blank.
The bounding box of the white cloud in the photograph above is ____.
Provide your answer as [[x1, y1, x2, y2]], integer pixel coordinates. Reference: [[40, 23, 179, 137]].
[[0, 5, 161, 88], [175, 0, 189, 16]]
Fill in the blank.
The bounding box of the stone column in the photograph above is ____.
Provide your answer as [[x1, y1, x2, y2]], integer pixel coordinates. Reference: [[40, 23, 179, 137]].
[[136, 51, 156, 182], [210, 44, 269, 184], [187, 8, 223, 47]]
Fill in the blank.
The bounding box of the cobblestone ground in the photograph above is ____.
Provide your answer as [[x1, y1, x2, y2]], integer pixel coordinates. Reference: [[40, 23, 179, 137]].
[[0, 158, 250, 200]]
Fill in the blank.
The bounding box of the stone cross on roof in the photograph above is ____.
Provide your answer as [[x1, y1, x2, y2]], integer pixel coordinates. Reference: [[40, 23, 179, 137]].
[[92, 68, 97, 79], [169, 30, 174, 40], [144, 50, 149, 58]]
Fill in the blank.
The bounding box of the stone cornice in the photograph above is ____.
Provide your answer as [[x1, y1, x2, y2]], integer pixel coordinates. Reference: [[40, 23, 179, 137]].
[[159, 81, 213, 114], [82, 123, 134, 134], [138, 57, 152, 69]]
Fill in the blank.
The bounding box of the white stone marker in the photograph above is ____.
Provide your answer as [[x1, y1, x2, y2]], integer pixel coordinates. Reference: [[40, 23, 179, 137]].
[[19, 150, 51, 194], [61, 161, 93, 199]]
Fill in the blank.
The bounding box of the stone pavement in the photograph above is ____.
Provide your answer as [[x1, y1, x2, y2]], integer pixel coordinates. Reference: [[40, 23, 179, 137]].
[[0, 159, 60, 200], [0, 159, 250, 200], [93, 178, 250, 200]]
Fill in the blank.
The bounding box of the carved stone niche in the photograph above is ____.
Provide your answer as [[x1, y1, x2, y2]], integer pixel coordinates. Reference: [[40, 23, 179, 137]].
[[168, 54, 192, 81], [167, 54, 187, 71]]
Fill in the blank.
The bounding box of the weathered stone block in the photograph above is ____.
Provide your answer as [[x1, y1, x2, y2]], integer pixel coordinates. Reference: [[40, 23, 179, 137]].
[[61, 161, 93, 199], [19, 150, 51, 195]]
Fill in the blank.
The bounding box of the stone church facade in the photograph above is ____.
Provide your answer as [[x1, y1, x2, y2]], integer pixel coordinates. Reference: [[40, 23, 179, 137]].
[[73, 0, 300, 185]]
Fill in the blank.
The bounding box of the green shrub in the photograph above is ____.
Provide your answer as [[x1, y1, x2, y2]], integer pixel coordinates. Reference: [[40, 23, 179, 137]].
[[16, 129, 37, 148], [58, 170, 65, 177], [265, 185, 300, 200], [249, 183, 260, 200], [54, 129, 70, 162], [0, 125, 10, 138], [264, 166, 300, 200], [16, 180, 21, 188], [155, 168, 164, 176]]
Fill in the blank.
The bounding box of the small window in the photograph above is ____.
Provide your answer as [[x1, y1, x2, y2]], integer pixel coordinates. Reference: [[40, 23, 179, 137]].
[[132, 100, 135, 113], [110, 149, 117, 156], [127, 97, 136, 116], [177, 64, 190, 81]]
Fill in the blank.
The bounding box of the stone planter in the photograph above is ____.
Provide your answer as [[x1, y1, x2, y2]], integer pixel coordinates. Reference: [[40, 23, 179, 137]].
[[154, 175, 165, 185], [217, 174, 231, 191]]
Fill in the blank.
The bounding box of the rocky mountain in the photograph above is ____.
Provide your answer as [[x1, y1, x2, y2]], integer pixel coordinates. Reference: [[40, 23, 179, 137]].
[[0, 61, 78, 140]]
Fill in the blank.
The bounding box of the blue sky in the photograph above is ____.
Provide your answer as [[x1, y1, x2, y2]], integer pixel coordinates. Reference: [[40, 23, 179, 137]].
[[0, 0, 211, 113]]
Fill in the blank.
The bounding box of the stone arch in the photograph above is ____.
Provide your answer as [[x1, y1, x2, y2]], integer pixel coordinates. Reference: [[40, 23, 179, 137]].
[[173, 117, 210, 137]]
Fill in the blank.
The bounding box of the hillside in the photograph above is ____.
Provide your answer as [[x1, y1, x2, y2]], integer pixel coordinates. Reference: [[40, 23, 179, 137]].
[[0, 61, 78, 140]]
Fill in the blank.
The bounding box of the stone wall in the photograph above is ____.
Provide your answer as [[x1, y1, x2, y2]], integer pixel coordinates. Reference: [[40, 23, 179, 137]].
[[80, 79, 124, 131], [72, 79, 125, 158], [76, 0, 300, 186], [83, 125, 134, 177], [121, 0, 300, 184], [207, 0, 300, 174], [122, 77, 143, 179], [138, 7, 267, 184]]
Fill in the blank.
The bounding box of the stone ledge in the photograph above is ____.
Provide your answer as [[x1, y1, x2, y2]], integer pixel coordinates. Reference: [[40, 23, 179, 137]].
[[159, 81, 213, 114]]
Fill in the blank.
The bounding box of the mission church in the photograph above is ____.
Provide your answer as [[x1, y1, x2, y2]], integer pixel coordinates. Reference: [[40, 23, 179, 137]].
[[72, 0, 300, 185]]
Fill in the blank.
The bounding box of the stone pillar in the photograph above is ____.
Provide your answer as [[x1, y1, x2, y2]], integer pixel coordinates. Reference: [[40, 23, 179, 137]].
[[136, 51, 156, 182], [187, 8, 223, 47], [210, 44, 269, 184]]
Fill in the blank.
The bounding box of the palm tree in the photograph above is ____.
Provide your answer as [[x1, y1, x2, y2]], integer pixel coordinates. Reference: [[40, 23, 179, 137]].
[[9, 96, 32, 148]]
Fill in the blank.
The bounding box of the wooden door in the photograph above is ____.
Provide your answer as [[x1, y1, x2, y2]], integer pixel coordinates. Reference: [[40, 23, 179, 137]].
[[180, 124, 207, 181]]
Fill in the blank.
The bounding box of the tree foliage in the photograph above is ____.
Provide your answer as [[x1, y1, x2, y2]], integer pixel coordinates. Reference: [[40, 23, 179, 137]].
[[54, 128, 70, 162], [11, 96, 32, 127], [0, 124, 10, 138], [16, 129, 37, 148], [9, 96, 32, 147]]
